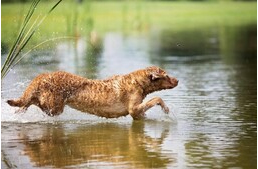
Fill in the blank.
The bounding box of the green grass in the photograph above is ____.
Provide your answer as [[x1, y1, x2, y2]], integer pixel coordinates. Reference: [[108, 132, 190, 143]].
[[1, 1, 257, 48]]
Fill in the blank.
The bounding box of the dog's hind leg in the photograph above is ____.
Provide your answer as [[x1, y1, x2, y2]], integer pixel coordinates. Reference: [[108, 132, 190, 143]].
[[38, 92, 65, 116], [40, 103, 65, 117], [7, 95, 35, 114], [7, 82, 39, 113]]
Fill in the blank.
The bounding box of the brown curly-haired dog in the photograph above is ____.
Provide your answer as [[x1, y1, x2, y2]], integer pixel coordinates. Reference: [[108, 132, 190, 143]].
[[7, 66, 178, 120]]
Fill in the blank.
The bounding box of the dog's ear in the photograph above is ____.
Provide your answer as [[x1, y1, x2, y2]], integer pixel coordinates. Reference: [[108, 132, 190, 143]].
[[147, 66, 165, 81], [150, 72, 161, 81]]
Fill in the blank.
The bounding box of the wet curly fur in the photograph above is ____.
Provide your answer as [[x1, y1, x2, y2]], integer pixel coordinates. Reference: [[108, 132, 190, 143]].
[[7, 66, 178, 120]]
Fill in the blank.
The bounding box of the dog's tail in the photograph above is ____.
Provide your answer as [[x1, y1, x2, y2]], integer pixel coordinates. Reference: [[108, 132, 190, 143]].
[[7, 98, 25, 107]]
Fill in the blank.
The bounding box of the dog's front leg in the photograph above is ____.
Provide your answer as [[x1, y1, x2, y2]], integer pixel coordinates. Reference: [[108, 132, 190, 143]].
[[129, 96, 169, 120]]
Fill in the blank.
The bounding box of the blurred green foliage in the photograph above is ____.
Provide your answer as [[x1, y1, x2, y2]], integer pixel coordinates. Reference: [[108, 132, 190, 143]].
[[1, 0, 257, 3], [1, 1, 256, 51]]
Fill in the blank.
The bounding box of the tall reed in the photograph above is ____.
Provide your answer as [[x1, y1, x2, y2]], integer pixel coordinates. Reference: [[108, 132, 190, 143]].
[[1, 0, 62, 79]]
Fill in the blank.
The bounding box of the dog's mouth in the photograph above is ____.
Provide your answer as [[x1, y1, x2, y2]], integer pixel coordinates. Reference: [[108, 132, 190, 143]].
[[168, 78, 179, 89]]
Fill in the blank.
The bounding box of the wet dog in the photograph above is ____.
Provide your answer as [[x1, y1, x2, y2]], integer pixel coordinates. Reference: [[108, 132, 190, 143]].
[[7, 66, 178, 120]]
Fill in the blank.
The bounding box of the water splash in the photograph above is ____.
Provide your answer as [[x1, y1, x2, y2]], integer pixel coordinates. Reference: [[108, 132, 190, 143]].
[[1, 98, 178, 124], [144, 104, 179, 123]]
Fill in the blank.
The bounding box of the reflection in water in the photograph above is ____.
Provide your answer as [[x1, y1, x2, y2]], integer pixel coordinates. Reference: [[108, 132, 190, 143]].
[[2, 121, 174, 168], [150, 24, 256, 169], [1, 23, 256, 168], [150, 28, 219, 57], [62, 0, 103, 78], [84, 31, 103, 79], [57, 36, 102, 79], [220, 24, 257, 64], [150, 24, 256, 64]]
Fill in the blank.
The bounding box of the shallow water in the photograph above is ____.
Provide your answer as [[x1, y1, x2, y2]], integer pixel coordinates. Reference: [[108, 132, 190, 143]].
[[1, 24, 257, 168]]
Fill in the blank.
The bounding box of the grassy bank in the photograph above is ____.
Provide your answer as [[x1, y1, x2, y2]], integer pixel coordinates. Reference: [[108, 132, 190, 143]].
[[1, 1, 257, 48]]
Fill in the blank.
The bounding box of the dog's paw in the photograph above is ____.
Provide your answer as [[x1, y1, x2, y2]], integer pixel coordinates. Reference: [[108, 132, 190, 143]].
[[163, 106, 169, 114]]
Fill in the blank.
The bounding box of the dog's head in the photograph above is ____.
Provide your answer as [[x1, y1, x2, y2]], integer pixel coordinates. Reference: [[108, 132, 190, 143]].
[[146, 66, 178, 91]]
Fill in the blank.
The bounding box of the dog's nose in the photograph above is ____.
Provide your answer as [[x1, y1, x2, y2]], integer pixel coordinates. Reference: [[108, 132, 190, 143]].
[[173, 78, 178, 83], [171, 78, 178, 86]]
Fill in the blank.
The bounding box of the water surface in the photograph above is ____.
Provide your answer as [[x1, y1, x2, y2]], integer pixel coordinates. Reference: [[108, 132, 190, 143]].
[[1, 24, 256, 168]]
